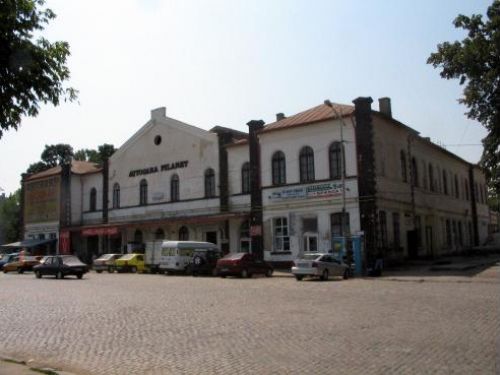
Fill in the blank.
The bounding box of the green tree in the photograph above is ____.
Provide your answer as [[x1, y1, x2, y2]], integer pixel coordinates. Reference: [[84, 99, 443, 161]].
[[0, 190, 21, 243], [25, 143, 73, 174], [427, 0, 500, 195], [74, 144, 116, 165], [0, 0, 77, 139]]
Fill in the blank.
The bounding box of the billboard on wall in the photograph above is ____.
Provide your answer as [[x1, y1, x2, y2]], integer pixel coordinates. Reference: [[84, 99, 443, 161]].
[[24, 176, 60, 223], [269, 182, 344, 201]]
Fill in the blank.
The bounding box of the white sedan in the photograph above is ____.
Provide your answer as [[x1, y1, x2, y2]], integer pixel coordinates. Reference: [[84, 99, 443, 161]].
[[291, 253, 350, 281]]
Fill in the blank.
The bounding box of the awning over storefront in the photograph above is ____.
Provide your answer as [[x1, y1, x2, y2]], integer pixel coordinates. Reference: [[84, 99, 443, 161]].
[[1, 238, 57, 250]]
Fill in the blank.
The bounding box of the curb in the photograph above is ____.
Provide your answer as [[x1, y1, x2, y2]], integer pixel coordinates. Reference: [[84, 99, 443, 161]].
[[0, 358, 77, 375]]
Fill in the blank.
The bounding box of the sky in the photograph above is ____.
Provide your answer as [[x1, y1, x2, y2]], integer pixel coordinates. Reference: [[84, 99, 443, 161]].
[[0, 0, 492, 196]]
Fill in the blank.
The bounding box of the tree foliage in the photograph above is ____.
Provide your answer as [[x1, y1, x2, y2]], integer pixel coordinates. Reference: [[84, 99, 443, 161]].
[[74, 144, 116, 165], [26, 143, 115, 175], [26, 143, 73, 174], [0, 0, 77, 139], [427, 0, 500, 196], [0, 190, 21, 243]]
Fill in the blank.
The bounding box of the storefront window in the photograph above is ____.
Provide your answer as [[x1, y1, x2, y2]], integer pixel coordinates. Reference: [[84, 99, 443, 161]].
[[179, 226, 189, 241], [273, 217, 290, 251], [240, 220, 251, 252]]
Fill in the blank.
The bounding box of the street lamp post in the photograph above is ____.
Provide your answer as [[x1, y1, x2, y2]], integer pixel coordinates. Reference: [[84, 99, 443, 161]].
[[324, 100, 349, 256]]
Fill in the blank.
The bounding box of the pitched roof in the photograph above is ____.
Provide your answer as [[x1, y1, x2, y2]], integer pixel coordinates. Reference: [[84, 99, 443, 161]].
[[25, 160, 101, 181], [261, 102, 355, 134]]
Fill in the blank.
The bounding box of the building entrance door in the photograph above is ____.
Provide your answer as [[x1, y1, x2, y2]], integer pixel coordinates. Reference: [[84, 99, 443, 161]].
[[425, 226, 433, 257], [205, 231, 217, 245]]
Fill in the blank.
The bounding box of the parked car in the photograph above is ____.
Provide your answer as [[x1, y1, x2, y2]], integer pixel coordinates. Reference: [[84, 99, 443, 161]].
[[93, 253, 122, 273], [291, 253, 349, 281], [2, 255, 42, 273], [114, 253, 145, 273], [215, 252, 273, 278], [190, 248, 223, 276], [0, 253, 19, 270], [33, 255, 89, 279]]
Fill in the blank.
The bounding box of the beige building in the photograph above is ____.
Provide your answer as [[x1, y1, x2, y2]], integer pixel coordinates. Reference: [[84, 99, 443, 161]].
[[20, 97, 491, 266]]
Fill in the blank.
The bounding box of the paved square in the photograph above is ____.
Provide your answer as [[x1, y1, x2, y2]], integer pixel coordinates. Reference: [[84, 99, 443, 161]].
[[0, 265, 499, 374]]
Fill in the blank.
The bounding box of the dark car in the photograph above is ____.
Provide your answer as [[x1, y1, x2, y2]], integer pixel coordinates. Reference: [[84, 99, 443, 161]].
[[190, 248, 222, 276], [215, 252, 273, 278], [33, 255, 89, 279]]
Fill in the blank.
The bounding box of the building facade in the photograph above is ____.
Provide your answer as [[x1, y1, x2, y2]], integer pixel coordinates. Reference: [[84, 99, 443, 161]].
[[21, 97, 491, 265]]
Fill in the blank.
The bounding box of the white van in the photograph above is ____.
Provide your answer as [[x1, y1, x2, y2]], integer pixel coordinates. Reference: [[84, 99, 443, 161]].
[[159, 241, 219, 274], [145, 240, 164, 273]]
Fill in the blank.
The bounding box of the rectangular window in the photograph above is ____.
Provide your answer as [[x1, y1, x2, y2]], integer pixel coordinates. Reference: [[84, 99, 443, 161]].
[[331, 212, 350, 237], [273, 217, 290, 251]]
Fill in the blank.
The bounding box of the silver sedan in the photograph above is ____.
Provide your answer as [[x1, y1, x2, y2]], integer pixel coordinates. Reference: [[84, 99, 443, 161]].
[[291, 253, 350, 281]]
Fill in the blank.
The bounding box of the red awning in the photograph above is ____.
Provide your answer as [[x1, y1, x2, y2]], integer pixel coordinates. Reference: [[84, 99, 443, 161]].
[[81, 227, 120, 237]]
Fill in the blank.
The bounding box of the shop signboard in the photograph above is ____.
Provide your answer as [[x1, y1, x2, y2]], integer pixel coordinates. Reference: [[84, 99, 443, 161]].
[[269, 182, 343, 201]]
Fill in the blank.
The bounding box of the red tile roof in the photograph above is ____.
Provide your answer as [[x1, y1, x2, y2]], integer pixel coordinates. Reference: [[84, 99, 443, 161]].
[[25, 160, 101, 181], [262, 102, 355, 133]]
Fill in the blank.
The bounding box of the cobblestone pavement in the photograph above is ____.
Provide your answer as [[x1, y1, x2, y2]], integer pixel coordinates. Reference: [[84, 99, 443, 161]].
[[0, 263, 499, 375]]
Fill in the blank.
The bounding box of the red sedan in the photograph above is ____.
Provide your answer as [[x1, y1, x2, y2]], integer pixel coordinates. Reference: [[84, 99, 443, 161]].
[[215, 252, 273, 278]]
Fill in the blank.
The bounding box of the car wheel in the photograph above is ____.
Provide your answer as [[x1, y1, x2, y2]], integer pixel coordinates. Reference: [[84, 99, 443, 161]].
[[56, 271, 64, 279], [295, 275, 303, 281], [96, 270, 103, 274], [77, 273, 83, 279], [192, 270, 198, 277], [220, 275, 227, 278], [2, 269, 7, 274], [131, 266, 137, 273], [265, 269, 273, 277], [240, 269, 248, 278], [343, 269, 350, 280], [18, 268, 24, 274], [36, 271, 42, 279], [320, 269, 329, 281]]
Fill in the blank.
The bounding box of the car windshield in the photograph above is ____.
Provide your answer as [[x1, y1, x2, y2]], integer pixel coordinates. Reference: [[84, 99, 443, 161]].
[[222, 253, 246, 260], [62, 256, 83, 265], [96, 254, 114, 261], [119, 254, 135, 260], [300, 254, 322, 261]]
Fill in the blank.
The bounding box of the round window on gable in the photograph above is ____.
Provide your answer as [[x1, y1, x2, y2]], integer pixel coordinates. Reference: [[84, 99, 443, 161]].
[[154, 135, 162, 145]]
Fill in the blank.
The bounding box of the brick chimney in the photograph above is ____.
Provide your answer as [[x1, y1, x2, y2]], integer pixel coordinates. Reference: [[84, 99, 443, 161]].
[[276, 113, 286, 121], [378, 97, 392, 118]]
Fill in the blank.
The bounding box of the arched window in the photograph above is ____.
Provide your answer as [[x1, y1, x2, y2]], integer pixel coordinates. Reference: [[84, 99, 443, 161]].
[[112, 183, 120, 209], [179, 226, 189, 241], [155, 228, 165, 240], [272, 151, 286, 185], [329, 142, 343, 180], [139, 179, 148, 205], [240, 220, 251, 253], [443, 170, 448, 195], [411, 158, 419, 187], [428, 164, 435, 192], [171, 174, 179, 202], [400, 150, 407, 182], [241, 162, 251, 194], [299, 146, 315, 182], [204, 168, 216, 198], [90, 188, 97, 211]]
